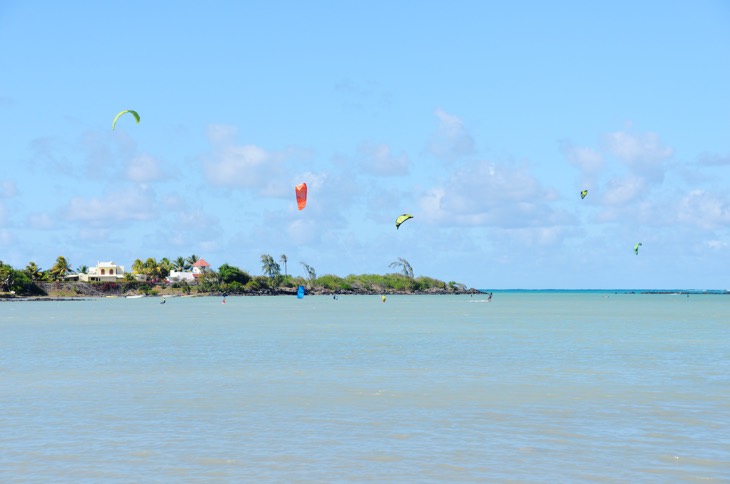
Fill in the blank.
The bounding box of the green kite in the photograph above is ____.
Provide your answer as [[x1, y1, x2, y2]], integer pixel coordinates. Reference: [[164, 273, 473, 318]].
[[112, 109, 140, 130]]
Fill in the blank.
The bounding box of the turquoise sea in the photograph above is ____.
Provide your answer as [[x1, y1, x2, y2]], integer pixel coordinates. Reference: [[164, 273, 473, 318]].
[[1, 293, 729, 482]]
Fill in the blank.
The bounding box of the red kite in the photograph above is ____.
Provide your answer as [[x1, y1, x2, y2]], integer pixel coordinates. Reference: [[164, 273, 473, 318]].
[[295, 183, 307, 210]]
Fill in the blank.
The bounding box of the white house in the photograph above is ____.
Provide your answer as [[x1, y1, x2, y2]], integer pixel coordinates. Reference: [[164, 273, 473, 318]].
[[192, 259, 211, 278], [78, 261, 127, 282], [167, 271, 195, 283], [167, 258, 211, 283]]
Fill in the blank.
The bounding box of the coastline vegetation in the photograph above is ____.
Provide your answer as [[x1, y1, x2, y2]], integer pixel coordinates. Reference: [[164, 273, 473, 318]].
[[0, 255, 473, 298]]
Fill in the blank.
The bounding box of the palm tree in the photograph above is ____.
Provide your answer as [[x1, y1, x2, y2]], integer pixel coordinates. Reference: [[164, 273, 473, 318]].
[[260, 254, 281, 279], [0, 263, 13, 292], [131, 259, 144, 277], [49, 256, 72, 281], [186, 254, 199, 268], [25, 261, 43, 281], [280, 254, 288, 276], [173, 256, 187, 271], [389, 257, 414, 279], [143, 258, 160, 281], [76, 265, 89, 275], [300, 262, 316, 289], [159, 258, 172, 279]]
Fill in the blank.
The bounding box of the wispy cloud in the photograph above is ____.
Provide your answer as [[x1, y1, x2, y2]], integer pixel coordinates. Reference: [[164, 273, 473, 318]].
[[0, 180, 17, 198], [27, 212, 55, 230], [63, 186, 158, 227], [604, 129, 673, 183], [426, 109, 476, 162], [334, 78, 392, 111], [563, 127, 676, 211], [600, 175, 647, 206], [420, 159, 567, 229], [202, 125, 285, 193], [560, 141, 603, 189], [126, 153, 167, 183], [358, 141, 409, 176], [676, 190, 730, 230], [697, 152, 730, 166], [77, 131, 116, 179], [27, 137, 73, 175], [0, 228, 12, 246]]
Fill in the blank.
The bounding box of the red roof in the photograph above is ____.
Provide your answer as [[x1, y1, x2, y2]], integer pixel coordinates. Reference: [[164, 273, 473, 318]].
[[192, 259, 210, 267]]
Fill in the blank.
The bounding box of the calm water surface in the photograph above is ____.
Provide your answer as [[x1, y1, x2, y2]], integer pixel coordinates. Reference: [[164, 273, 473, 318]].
[[1, 293, 729, 482]]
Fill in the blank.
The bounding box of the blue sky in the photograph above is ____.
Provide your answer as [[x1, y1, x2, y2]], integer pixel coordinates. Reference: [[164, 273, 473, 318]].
[[1, 1, 729, 289]]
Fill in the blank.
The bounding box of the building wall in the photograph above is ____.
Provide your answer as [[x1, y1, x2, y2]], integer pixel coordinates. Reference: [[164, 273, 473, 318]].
[[78, 262, 126, 282]]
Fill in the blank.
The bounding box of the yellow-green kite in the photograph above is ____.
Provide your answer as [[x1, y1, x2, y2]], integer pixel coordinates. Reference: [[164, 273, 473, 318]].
[[112, 110, 140, 130], [395, 214, 413, 230]]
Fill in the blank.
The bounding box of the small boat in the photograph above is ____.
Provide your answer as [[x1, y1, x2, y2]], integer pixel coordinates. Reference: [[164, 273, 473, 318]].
[[126, 295, 145, 299]]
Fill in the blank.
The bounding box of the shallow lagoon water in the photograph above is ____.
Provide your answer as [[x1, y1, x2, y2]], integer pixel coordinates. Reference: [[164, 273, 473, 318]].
[[1, 293, 729, 482]]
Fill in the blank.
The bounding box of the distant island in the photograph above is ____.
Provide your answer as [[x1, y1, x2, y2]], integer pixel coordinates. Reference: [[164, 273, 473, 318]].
[[0, 256, 477, 299]]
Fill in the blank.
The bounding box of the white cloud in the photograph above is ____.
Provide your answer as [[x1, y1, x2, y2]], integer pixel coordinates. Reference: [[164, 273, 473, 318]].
[[601, 175, 647, 206], [0, 228, 12, 246], [151, 208, 221, 252], [419, 160, 568, 228], [203, 125, 284, 191], [697, 152, 730, 166], [28, 137, 73, 175], [295, 169, 359, 216], [427, 108, 476, 161], [78, 228, 111, 241], [207, 124, 237, 145], [705, 240, 728, 250], [175, 209, 219, 230], [63, 187, 157, 226], [162, 194, 187, 211], [677, 190, 730, 230], [77, 131, 116, 179], [365, 185, 407, 224], [563, 127, 676, 213], [286, 218, 319, 245], [0, 180, 17, 198], [561, 142, 603, 189], [604, 129, 673, 183], [497, 225, 569, 248], [358, 141, 409, 176], [126, 153, 166, 183], [28, 212, 55, 230]]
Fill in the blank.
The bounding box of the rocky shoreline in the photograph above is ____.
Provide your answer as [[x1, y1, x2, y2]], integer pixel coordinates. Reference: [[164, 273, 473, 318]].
[[1, 281, 481, 301]]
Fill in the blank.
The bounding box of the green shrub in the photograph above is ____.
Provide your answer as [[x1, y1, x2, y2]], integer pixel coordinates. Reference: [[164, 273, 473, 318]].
[[225, 281, 245, 294], [246, 276, 269, 291], [218, 264, 251, 285]]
